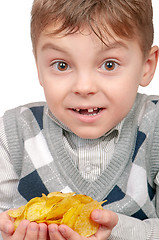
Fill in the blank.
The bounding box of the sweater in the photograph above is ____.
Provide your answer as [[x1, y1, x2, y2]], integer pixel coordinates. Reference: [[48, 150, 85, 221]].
[[1, 93, 159, 239]]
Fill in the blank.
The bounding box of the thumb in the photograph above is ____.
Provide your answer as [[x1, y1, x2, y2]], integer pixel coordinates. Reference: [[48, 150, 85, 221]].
[[0, 212, 14, 235], [91, 209, 118, 230]]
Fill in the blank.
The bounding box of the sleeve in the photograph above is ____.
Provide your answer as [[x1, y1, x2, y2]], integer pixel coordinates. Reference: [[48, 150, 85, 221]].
[[0, 117, 19, 213], [109, 214, 159, 240], [108, 173, 159, 240]]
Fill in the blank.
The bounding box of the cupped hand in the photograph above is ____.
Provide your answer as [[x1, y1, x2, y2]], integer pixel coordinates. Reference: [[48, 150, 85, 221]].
[[0, 211, 48, 240], [48, 209, 118, 240], [0, 208, 118, 240]]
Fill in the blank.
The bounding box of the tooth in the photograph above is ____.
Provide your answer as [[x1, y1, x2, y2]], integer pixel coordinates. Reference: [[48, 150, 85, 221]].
[[76, 109, 80, 112], [88, 108, 94, 113], [94, 108, 98, 111]]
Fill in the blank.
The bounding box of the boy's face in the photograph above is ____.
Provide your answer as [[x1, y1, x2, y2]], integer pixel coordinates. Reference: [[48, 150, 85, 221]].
[[36, 26, 149, 139]]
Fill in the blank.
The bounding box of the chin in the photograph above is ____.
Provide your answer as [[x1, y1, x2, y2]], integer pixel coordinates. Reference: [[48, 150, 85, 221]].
[[74, 130, 104, 140]]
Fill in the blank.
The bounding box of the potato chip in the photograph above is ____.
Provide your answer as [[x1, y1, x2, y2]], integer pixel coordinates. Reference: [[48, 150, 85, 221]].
[[47, 192, 75, 198], [73, 201, 103, 237], [8, 192, 105, 237], [43, 219, 61, 225], [25, 197, 47, 221], [73, 194, 94, 204], [46, 196, 80, 220], [45, 195, 64, 209], [61, 203, 84, 228], [8, 205, 25, 218]]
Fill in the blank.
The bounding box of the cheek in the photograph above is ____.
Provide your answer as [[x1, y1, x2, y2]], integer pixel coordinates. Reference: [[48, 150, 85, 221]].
[[42, 81, 69, 120], [45, 88, 60, 105], [108, 76, 140, 116], [116, 84, 138, 103], [115, 68, 141, 96]]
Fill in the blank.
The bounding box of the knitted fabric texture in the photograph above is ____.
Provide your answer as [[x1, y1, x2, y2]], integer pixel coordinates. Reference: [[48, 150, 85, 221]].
[[3, 93, 159, 222]]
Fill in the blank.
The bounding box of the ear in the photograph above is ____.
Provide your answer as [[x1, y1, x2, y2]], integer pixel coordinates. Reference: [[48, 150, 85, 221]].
[[140, 46, 159, 87]]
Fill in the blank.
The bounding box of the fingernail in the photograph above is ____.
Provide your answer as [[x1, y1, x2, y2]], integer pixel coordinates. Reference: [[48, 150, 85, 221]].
[[39, 224, 47, 233]]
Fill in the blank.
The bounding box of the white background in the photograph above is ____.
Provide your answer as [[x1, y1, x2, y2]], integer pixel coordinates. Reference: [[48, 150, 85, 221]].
[[0, 0, 159, 116]]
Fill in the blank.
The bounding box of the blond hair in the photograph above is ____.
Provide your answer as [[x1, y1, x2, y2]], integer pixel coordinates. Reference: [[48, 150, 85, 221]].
[[31, 0, 154, 57]]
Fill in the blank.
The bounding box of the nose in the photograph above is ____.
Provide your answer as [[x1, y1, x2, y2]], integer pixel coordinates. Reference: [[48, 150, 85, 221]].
[[72, 72, 98, 96]]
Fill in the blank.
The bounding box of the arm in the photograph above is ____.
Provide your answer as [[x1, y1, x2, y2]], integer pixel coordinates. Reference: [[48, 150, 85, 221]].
[[0, 117, 18, 239], [0, 117, 19, 213], [109, 214, 159, 240], [0, 117, 49, 240]]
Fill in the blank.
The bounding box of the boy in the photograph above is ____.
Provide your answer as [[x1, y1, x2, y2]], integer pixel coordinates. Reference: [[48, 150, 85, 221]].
[[0, 0, 159, 239]]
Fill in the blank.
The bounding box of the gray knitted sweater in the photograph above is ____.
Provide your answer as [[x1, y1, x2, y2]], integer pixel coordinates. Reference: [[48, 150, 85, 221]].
[[2, 93, 159, 239]]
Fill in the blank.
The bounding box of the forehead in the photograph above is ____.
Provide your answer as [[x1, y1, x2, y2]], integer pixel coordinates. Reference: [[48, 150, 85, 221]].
[[38, 23, 131, 49], [35, 21, 144, 62]]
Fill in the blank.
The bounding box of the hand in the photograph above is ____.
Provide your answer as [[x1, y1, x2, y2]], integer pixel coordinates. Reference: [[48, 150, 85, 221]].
[[0, 211, 48, 240], [48, 209, 118, 240]]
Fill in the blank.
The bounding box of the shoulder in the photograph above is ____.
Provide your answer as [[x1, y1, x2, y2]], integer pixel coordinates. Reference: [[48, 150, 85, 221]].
[[4, 102, 47, 117], [136, 93, 159, 109], [2, 102, 48, 177], [135, 93, 159, 125], [137, 94, 159, 169], [3, 101, 48, 148], [3, 102, 47, 127], [132, 93, 159, 140]]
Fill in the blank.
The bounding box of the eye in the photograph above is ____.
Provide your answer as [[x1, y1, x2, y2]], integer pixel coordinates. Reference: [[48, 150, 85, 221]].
[[51, 61, 70, 72], [101, 60, 119, 71]]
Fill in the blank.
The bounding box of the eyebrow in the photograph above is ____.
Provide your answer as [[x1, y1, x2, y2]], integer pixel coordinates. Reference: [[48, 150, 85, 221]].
[[41, 40, 129, 55], [102, 40, 129, 51], [41, 43, 69, 53]]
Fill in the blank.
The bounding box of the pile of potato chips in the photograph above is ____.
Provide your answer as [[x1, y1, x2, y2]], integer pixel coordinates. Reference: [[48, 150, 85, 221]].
[[8, 192, 105, 237]]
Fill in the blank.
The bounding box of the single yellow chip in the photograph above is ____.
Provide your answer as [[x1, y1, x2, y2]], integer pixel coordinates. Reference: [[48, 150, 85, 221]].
[[25, 197, 46, 222], [73, 201, 103, 237], [44, 219, 62, 225], [61, 203, 84, 228], [73, 194, 94, 204], [47, 192, 75, 198], [45, 195, 64, 209], [8, 205, 25, 218], [8, 192, 105, 237]]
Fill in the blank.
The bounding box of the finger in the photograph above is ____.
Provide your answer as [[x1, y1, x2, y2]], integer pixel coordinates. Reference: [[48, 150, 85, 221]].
[[89, 225, 112, 240], [38, 223, 48, 240], [0, 220, 14, 236], [91, 209, 118, 229], [24, 222, 39, 240], [13, 220, 30, 239], [0, 212, 14, 235], [48, 224, 65, 240], [58, 224, 84, 240]]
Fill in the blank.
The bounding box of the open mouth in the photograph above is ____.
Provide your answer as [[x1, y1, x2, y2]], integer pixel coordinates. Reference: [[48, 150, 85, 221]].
[[72, 107, 103, 116]]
